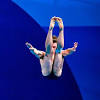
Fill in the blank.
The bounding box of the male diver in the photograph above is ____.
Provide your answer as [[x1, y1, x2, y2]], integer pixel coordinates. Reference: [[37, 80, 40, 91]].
[[26, 16, 78, 77]]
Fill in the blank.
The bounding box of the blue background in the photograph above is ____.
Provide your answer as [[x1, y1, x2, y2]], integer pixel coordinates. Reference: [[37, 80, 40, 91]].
[[0, 0, 100, 100]]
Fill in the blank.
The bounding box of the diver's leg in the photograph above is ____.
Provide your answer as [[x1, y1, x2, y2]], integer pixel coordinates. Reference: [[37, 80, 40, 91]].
[[40, 57, 52, 76], [57, 17, 64, 50], [57, 29, 64, 51], [53, 17, 64, 77], [43, 26, 53, 76], [40, 17, 56, 76], [53, 53, 64, 77], [45, 17, 55, 54]]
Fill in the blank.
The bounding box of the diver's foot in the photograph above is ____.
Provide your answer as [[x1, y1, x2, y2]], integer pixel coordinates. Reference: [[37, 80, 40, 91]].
[[56, 17, 64, 29]]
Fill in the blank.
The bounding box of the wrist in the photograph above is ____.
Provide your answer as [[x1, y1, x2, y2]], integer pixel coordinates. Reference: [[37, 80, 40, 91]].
[[29, 47, 34, 50], [72, 47, 76, 51]]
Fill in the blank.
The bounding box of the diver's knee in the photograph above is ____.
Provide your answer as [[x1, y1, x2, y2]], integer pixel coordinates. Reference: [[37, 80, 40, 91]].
[[54, 73, 62, 77], [42, 69, 51, 76], [53, 70, 62, 77]]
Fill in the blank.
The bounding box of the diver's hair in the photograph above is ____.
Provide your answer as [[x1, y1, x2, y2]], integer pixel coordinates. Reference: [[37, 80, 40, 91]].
[[52, 35, 57, 43]]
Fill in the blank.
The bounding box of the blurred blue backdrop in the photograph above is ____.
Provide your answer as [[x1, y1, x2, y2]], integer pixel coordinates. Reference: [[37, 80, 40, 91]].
[[13, 0, 100, 26], [0, 0, 100, 100]]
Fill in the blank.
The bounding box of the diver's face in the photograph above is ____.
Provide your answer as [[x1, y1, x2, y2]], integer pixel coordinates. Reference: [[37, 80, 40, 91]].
[[52, 43, 57, 51]]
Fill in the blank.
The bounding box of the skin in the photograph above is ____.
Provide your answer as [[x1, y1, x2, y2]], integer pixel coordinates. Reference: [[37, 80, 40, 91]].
[[26, 16, 78, 77], [52, 41, 78, 57], [48, 16, 78, 59]]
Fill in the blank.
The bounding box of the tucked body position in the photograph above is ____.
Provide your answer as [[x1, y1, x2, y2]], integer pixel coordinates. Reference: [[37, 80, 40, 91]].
[[26, 16, 78, 77]]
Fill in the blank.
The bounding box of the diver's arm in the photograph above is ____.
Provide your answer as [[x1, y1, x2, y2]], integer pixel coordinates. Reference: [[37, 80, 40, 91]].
[[26, 42, 45, 58], [62, 42, 78, 56]]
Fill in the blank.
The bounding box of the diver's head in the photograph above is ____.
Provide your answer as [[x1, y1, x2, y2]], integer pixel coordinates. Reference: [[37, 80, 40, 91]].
[[52, 35, 57, 50], [52, 35, 57, 43]]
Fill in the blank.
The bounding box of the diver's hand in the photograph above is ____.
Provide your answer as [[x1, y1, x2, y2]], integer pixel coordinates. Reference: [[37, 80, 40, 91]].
[[74, 42, 78, 48], [72, 42, 78, 51], [25, 42, 32, 48]]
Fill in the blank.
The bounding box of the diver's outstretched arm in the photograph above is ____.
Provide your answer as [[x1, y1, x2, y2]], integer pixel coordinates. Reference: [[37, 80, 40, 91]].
[[26, 42, 45, 58], [62, 42, 78, 56]]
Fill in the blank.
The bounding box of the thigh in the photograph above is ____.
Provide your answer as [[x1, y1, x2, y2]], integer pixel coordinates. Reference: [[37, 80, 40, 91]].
[[40, 55, 52, 76], [53, 53, 64, 77]]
